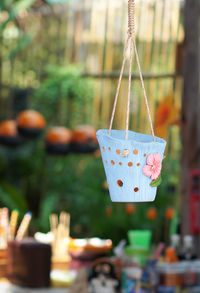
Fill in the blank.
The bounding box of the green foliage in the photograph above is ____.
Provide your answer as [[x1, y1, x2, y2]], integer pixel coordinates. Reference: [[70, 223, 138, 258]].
[[0, 139, 180, 245], [0, 0, 35, 30], [32, 65, 94, 127], [0, 0, 35, 89]]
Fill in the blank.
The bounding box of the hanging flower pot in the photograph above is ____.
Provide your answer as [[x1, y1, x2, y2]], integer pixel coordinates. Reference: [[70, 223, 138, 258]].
[[71, 125, 98, 153], [97, 131, 166, 202], [0, 120, 24, 148], [96, 0, 166, 202], [17, 110, 46, 138], [45, 127, 72, 155]]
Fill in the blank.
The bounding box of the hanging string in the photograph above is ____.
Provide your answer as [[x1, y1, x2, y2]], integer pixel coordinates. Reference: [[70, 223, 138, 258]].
[[133, 38, 155, 141], [125, 39, 133, 140], [108, 37, 129, 135], [109, 0, 155, 142], [125, 0, 135, 139]]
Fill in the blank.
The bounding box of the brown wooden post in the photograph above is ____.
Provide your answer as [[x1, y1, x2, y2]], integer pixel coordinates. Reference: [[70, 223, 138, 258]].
[[181, 0, 200, 235]]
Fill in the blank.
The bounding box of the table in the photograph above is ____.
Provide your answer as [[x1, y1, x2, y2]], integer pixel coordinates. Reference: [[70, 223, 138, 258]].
[[0, 281, 69, 293]]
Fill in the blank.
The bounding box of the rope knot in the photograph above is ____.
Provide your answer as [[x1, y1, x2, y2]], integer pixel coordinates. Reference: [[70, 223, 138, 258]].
[[128, 0, 135, 38]]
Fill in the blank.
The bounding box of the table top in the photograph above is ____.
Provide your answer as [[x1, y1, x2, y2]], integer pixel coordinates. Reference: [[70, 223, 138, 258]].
[[0, 281, 69, 293]]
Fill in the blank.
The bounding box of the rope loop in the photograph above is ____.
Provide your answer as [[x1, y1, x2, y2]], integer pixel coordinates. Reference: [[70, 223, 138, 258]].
[[128, 0, 135, 38]]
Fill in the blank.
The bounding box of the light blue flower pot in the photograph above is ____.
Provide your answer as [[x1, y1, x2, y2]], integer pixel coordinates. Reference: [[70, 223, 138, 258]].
[[96, 129, 166, 202]]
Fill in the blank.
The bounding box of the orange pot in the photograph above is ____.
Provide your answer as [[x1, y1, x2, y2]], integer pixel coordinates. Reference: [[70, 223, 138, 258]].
[[46, 127, 72, 155], [0, 120, 17, 137], [71, 125, 98, 153], [0, 120, 24, 147], [17, 110, 46, 138]]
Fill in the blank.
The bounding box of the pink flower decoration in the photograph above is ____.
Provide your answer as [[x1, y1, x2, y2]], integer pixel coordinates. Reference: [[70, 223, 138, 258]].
[[143, 153, 162, 180]]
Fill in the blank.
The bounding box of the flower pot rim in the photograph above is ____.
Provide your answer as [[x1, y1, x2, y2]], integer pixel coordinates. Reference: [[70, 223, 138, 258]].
[[96, 129, 166, 146]]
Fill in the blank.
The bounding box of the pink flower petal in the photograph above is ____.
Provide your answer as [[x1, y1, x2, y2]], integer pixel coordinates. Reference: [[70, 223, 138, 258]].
[[143, 165, 153, 178], [155, 164, 162, 174], [151, 172, 159, 180], [150, 164, 161, 180], [154, 161, 161, 170], [147, 154, 154, 166], [153, 153, 161, 163]]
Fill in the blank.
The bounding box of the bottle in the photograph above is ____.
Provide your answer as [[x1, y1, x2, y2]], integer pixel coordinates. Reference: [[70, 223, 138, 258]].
[[164, 247, 178, 263], [182, 235, 196, 260], [171, 234, 180, 258]]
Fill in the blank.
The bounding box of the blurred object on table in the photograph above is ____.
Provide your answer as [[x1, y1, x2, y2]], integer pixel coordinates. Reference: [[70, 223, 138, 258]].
[[0, 249, 7, 278], [51, 270, 76, 288], [68, 238, 112, 270], [51, 212, 71, 270], [16, 212, 32, 241], [35, 211, 71, 271], [88, 258, 120, 293], [7, 238, 51, 288], [124, 230, 152, 266], [69, 268, 89, 293]]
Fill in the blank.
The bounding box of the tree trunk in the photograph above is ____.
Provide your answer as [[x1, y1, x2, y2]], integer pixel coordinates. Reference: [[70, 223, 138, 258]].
[[181, 0, 200, 235]]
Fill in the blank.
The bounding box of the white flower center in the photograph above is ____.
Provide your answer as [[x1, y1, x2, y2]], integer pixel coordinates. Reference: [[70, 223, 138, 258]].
[[152, 165, 156, 170]]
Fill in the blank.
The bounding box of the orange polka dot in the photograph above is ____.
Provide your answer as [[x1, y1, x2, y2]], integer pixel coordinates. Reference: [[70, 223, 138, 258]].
[[116, 149, 121, 155], [105, 160, 108, 164], [108, 147, 111, 151], [102, 147, 105, 152], [133, 149, 138, 155], [119, 162, 122, 166], [134, 187, 139, 192], [111, 160, 115, 165], [137, 163, 140, 166], [144, 154, 146, 157], [128, 162, 133, 167], [117, 180, 123, 187]]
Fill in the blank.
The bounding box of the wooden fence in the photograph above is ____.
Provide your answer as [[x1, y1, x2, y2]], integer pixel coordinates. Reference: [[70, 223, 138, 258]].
[[2, 0, 184, 152]]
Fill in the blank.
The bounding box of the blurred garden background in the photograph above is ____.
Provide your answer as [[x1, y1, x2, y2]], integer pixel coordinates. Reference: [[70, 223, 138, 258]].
[[0, 0, 184, 245]]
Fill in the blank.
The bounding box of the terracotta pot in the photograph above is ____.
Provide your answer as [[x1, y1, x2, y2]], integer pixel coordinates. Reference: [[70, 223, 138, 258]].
[[71, 125, 98, 153], [0, 120, 24, 147], [46, 127, 72, 155], [17, 110, 46, 138]]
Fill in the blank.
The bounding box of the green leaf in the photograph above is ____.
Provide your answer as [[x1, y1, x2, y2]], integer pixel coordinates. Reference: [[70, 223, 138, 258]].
[[150, 175, 162, 187], [0, 182, 28, 213]]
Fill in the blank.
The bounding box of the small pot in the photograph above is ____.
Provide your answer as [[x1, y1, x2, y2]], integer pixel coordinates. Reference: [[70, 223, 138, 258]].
[[17, 110, 46, 138], [71, 125, 98, 153], [45, 127, 72, 155], [0, 120, 24, 148]]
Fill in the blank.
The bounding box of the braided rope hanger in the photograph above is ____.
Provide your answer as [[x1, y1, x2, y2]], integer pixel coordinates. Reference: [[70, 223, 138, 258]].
[[108, 0, 155, 142]]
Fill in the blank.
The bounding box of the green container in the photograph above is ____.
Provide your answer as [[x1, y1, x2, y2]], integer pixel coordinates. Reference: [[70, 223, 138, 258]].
[[124, 246, 149, 266], [128, 230, 152, 249], [125, 230, 152, 266]]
